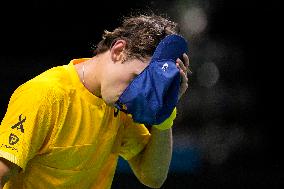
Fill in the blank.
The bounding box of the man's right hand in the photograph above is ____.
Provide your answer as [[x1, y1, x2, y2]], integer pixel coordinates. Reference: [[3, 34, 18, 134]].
[[0, 158, 20, 188]]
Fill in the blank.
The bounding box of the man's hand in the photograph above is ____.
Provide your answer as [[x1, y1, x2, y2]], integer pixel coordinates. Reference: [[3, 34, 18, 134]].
[[0, 158, 11, 188], [0, 158, 20, 188], [176, 53, 191, 100]]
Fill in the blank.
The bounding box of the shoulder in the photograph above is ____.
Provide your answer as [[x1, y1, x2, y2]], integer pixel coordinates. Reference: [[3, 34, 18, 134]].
[[11, 66, 70, 105]]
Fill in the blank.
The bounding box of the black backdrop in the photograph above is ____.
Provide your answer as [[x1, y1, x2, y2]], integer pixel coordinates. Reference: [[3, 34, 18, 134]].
[[0, 0, 283, 188]]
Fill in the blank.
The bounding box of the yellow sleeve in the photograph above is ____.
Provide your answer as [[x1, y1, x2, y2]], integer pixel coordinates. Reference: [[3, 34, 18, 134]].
[[119, 113, 151, 161], [0, 81, 63, 170]]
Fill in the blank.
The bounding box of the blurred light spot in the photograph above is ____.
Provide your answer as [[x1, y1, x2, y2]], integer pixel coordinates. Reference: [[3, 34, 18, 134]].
[[180, 7, 207, 35], [197, 62, 220, 88]]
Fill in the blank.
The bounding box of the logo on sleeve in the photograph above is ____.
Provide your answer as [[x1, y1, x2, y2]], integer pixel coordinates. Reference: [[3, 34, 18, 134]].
[[9, 133, 19, 145], [11, 114, 26, 133]]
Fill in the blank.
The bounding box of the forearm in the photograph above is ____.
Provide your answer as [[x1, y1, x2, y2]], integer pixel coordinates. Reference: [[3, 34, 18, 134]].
[[129, 127, 173, 188]]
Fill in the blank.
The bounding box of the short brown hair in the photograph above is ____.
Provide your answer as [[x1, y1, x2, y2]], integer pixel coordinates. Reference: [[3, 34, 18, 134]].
[[94, 14, 180, 61]]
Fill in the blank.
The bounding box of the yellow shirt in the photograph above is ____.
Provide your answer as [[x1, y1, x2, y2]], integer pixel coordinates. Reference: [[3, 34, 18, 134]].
[[0, 58, 151, 189]]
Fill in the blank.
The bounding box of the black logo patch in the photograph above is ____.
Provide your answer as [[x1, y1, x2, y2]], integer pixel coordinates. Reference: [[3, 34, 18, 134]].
[[11, 114, 26, 133], [9, 133, 19, 145]]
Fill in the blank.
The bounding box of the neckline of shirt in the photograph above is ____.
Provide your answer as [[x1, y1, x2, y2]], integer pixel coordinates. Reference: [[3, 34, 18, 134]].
[[66, 58, 106, 107]]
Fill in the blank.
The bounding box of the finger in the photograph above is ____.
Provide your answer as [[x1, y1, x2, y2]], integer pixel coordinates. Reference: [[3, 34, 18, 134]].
[[182, 53, 190, 68], [178, 69, 189, 100], [176, 58, 187, 73], [187, 67, 193, 75], [180, 69, 188, 85], [183, 53, 193, 75], [180, 70, 188, 91], [177, 56, 193, 76], [176, 62, 180, 69]]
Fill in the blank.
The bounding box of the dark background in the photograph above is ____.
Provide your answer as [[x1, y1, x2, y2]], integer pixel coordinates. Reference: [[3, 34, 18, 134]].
[[0, 0, 282, 188]]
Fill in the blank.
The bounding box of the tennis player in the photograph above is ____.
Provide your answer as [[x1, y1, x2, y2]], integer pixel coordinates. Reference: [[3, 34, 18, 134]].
[[0, 14, 190, 189]]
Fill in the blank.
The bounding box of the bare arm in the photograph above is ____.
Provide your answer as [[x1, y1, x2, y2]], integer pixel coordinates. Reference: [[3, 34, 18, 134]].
[[128, 127, 173, 188], [128, 54, 190, 188]]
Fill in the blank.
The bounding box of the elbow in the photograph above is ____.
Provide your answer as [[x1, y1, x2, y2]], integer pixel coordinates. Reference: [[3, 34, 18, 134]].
[[146, 179, 166, 189], [138, 172, 168, 188]]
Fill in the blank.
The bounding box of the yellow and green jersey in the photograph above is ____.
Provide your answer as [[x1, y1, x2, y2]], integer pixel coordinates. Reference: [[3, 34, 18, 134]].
[[0, 58, 150, 189]]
